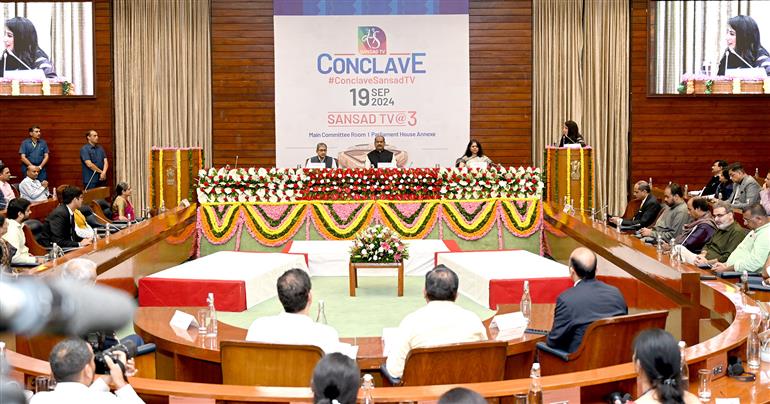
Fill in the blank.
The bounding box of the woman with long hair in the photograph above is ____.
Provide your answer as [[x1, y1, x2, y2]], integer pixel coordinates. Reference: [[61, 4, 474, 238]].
[[3, 17, 57, 78], [311, 353, 360, 404], [456, 139, 493, 168], [559, 120, 586, 147], [112, 182, 135, 221], [717, 15, 770, 76], [632, 329, 699, 404]]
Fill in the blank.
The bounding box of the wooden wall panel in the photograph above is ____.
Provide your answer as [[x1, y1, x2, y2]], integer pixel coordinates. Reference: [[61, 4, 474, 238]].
[[210, 0, 532, 168], [630, 0, 770, 189], [0, 0, 113, 191]]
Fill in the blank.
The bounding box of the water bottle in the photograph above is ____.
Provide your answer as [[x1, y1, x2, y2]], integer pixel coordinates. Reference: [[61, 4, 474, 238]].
[[50, 243, 59, 261], [528, 363, 543, 404], [520, 280, 532, 322], [315, 300, 328, 325], [656, 235, 663, 254], [92, 231, 98, 250], [127, 212, 133, 227], [684, 184, 689, 195], [748, 314, 761, 369], [207, 292, 218, 337], [678, 341, 689, 383], [362, 373, 375, 404]]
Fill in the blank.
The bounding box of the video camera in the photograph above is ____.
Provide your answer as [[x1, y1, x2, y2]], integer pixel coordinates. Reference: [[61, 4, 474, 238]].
[[85, 332, 138, 375]]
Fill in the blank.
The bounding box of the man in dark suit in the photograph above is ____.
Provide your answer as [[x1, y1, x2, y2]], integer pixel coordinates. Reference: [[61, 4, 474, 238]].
[[305, 142, 338, 168], [366, 135, 394, 168], [608, 181, 660, 230], [546, 247, 628, 353], [40, 186, 92, 248]]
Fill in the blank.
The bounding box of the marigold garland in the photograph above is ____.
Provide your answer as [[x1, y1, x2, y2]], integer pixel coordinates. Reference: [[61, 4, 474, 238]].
[[499, 199, 542, 237], [376, 201, 439, 239], [579, 147, 585, 212], [241, 203, 307, 246], [198, 204, 241, 244], [310, 202, 375, 240], [441, 199, 498, 240], [158, 149, 164, 209], [565, 148, 571, 204], [176, 149, 182, 205]]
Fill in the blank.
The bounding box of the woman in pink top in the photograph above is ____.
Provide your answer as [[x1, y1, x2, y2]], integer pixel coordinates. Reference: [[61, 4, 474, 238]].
[[112, 182, 135, 221]]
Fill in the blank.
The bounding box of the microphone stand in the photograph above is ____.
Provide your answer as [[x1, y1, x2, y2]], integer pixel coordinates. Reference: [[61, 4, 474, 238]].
[[84, 169, 98, 190]]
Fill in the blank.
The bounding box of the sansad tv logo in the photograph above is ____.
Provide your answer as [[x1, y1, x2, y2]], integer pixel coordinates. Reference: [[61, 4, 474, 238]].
[[358, 26, 386, 55]]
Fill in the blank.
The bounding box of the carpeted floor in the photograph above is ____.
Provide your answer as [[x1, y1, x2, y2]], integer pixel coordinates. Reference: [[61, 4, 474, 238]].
[[215, 276, 495, 337]]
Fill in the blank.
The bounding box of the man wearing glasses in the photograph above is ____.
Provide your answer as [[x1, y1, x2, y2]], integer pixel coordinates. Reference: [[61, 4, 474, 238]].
[[305, 143, 338, 168], [712, 204, 769, 273], [40, 186, 93, 248], [679, 200, 748, 266]]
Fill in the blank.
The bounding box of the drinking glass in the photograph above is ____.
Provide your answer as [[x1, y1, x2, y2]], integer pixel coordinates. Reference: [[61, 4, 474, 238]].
[[196, 308, 210, 334], [698, 369, 711, 401], [34, 376, 51, 393]]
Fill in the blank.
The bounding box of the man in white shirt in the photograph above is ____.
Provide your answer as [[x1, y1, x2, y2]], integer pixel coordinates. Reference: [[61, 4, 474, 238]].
[[0, 163, 15, 209], [30, 338, 144, 404], [2, 198, 45, 265], [246, 268, 341, 353], [19, 165, 50, 202], [384, 265, 487, 379]]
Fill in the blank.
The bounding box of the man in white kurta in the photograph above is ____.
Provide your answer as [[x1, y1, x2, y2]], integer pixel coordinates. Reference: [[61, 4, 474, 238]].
[[2, 198, 43, 265], [385, 265, 487, 379], [246, 268, 341, 354]]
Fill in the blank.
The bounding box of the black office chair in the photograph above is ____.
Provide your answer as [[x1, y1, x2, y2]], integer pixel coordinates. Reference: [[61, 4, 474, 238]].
[[93, 198, 113, 221], [25, 219, 46, 245]]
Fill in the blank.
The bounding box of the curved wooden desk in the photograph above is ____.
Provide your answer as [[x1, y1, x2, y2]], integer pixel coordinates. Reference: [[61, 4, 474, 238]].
[[133, 305, 553, 384], [6, 202, 767, 402]]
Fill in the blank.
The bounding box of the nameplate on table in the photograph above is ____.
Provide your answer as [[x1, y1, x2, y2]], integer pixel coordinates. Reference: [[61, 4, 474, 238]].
[[377, 161, 397, 169], [305, 162, 326, 169], [490, 311, 527, 341], [169, 310, 198, 331], [467, 161, 488, 169]]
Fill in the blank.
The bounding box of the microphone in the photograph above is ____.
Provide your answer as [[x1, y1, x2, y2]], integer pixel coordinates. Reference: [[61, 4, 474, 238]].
[[0, 278, 136, 335], [726, 48, 753, 68], [234, 155, 239, 170], [5, 49, 32, 70], [85, 169, 99, 190]]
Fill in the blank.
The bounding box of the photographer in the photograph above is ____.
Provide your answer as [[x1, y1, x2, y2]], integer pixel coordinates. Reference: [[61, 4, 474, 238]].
[[30, 338, 144, 403]]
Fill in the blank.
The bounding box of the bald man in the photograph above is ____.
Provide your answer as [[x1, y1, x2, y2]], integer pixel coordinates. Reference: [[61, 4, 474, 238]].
[[545, 248, 627, 353], [366, 135, 394, 168]]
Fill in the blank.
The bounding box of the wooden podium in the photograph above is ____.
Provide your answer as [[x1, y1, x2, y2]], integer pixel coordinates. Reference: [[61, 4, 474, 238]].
[[544, 146, 594, 212], [149, 147, 203, 212]]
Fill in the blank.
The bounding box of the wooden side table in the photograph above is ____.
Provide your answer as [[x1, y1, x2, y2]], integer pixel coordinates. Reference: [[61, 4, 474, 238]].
[[348, 261, 404, 297]]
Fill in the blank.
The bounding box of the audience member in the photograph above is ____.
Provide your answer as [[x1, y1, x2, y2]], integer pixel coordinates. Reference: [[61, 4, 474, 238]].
[[40, 186, 92, 248], [2, 198, 45, 265], [366, 135, 394, 168], [760, 171, 770, 215], [728, 163, 760, 210], [712, 204, 770, 274], [0, 215, 15, 270], [19, 165, 49, 202], [702, 160, 728, 197], [609, 181, 660, 230], [0, 163, 15, 210], [29, 338, 144, 404], [456, 139, 493, 168], [546, 247, 627, 353], [558, 120, 586, 147], [113, 182, 135, 221], [80, 130, 109, 189], [384, 265, 487, 379], [438, 387, 487, 404], [59, 258, 144, 350], [19, 125, 50, 181], [311, 353, 360, 404], [680, 200, 747, 266], [632, 328, 699, 404], [246, 268, 341, 353], [639, 183, 689, 242], [670, 197, 716, 254], [306, 142, 338, 168], [715, 168, 733, 201]]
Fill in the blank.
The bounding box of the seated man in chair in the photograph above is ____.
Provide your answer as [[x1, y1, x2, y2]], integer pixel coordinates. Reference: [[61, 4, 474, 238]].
[[246, 268, 341, 354], [383, 265, 487, 380], [608, 180, 660, 230], [546, 247, 627, 353]]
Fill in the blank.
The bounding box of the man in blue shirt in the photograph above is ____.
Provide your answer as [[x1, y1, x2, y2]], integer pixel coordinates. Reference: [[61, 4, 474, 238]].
[[80, 130, 109, 189], [19, 126, 50, 181]]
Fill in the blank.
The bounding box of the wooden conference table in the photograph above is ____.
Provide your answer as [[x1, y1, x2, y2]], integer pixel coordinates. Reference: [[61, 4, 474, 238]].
[[133, 304, 554, 384], [6, 202, 768, 403]]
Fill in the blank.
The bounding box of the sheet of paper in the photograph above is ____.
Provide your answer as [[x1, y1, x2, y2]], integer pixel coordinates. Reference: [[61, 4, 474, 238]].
[[491, 311, 528, 330], [333, 342, 359, 360], [381, 327, 402, 357], [715, 399, 740, 404]]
